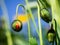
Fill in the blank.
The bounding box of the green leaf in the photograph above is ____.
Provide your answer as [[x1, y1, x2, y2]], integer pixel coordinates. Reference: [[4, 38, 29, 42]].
[[29, 37, 38, 45]]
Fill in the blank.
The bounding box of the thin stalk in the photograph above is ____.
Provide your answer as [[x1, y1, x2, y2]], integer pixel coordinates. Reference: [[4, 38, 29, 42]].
[[54, 19, 57, 45], [27, 19, 30, 45], [24, 10, 31, 45], [39, 0, 47, 8], [25, 0, 39, 36], [37, 0, 43, 45], [25, 0, 43, 45], [25, 8, 31, 45]]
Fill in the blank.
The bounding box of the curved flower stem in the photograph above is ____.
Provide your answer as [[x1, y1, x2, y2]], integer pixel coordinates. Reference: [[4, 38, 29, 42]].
[[16, 4, 25, 19], [16, 4, 30, 45], [16, 4, 31, 45]]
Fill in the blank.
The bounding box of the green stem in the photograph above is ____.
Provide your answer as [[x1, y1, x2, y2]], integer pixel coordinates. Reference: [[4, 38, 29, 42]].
[[25, 6, 31, 45], [25, 9, 31, 45], [16, 4, 25, 19], [25, 0, 39, 36], [25, 0, 43, 45], [27, 19, 30, 45], [51, 19, 58, 45], [39, 0, 47, 8], [37, 0, 43, 45], [54, 19, 58, 45]]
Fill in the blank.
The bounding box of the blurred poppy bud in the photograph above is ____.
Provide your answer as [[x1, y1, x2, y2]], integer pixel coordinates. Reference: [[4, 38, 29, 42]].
[[47, 24, 56, 43], [40, 8, 52, 23], [11, 20, 22, 32]]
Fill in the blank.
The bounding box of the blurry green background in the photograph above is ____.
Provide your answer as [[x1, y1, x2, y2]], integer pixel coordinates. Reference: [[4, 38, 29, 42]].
[[0, 0, 60, 45]]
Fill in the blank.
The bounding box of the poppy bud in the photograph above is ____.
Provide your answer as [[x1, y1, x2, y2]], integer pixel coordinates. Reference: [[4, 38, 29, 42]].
[[11, 20, 22, 32], [40, 8, 52, 23], [47, 24, 56, 43]]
